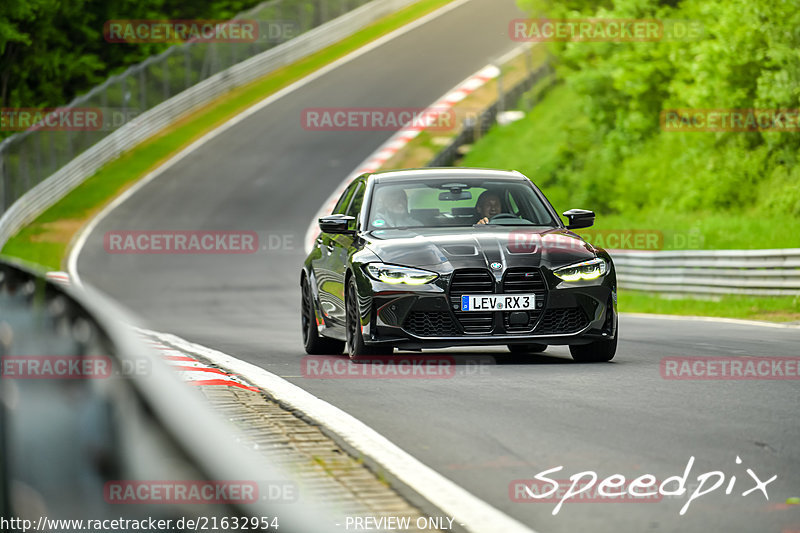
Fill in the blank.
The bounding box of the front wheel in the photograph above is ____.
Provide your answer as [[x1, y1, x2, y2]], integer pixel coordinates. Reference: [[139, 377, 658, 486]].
[[346, 278, 391, 362], [569, 335, 617, 362], [570, 307, 618, 362], [301, 276, 344, 355]]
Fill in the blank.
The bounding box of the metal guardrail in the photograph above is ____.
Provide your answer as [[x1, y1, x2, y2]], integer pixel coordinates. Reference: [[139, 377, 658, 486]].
[[0, 257, 335, 531], [610, 248, 800, 296], [0, 0, 418, 249], [428, 62, 554, 167]]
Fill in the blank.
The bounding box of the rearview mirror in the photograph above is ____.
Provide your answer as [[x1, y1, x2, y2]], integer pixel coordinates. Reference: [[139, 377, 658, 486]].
[[439, 190, 473, 201], [562, 209, 595, 230], [319, 214, 355, 234]]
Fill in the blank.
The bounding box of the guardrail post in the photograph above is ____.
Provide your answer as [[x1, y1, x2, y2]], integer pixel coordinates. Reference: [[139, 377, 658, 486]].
[[184, 46, 192, 89], [0, 149, 6, 211], [524, 47, 533, 112], [163, 58, 171, 100], [496, 63, 504, 117]]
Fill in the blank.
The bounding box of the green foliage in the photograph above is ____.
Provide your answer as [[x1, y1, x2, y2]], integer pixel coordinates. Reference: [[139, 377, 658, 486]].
[[0, 0, 265, 111], [502, 0, 800, 222]]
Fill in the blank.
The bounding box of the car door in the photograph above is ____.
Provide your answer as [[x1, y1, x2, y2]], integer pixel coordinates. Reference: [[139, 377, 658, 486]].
[[324, 179, 365, 324], [312, 180, 359, 325]]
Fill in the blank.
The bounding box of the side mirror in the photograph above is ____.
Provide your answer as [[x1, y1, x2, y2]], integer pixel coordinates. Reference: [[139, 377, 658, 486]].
[[562, 209, 595, 230], [319, 214, 355, 234]]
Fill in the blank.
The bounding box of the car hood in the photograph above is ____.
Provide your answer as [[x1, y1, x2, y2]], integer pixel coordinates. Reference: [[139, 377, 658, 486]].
[[363, 227, 597, 272]]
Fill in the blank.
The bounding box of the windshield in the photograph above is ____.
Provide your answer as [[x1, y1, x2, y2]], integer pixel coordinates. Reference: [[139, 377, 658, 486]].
[[367, 178, 557, 230]]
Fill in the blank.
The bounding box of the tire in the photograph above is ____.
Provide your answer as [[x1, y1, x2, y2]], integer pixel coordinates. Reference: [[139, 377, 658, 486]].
[[301, 276, 344, 355], [569, 331, 617, 362], [570, 301, 618, 362], [507, 343, 548, 354], [346, 278, 391, 362]]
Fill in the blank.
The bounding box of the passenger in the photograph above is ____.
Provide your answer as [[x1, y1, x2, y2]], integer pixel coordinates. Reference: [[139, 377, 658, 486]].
[[372, 188, 422, 228]]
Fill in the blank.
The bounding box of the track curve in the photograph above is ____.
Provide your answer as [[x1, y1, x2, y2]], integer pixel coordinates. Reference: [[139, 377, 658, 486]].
[[75, 1, 800, 531]]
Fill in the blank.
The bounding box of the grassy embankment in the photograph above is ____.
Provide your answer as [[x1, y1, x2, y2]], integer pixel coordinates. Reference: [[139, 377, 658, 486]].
[[460, 84, 800, 322]]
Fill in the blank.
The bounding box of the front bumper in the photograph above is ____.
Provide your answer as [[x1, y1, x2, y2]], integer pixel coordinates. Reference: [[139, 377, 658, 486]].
[[359, 269, 616, 350]]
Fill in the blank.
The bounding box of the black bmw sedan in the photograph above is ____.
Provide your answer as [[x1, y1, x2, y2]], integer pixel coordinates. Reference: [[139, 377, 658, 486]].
[[301, 168, 618, 362]]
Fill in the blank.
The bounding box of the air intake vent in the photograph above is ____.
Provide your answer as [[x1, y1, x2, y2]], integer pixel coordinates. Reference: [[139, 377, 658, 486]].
[[442, 245, 477, 256], [502, 269, 546, 293], [450, 269, 494, 333], [535, 308, 589, 334], [450, 269, 493, 293], [403, 312, 459, 337]]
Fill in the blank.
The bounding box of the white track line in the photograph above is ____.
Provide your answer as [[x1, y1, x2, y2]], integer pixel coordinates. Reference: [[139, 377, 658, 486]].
[[140, 328, 538, 533], [620, 312, 800, 329], [66, 0, 475, 286], [66, 2, 539, 531]]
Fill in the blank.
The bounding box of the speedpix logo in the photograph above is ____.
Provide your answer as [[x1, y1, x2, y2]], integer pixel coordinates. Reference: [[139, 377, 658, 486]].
[[516, 456, 777, 516]]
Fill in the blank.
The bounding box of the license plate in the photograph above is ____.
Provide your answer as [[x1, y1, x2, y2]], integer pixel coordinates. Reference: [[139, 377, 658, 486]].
[[461, 294, 536, 312]]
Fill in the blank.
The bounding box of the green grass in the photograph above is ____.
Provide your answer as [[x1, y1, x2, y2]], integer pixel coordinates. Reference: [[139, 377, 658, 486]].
[[462, 83, 800, 321], [461, 84, 800, 250], [619, 290, 800, 322], [1, 0, 457, 270], [574, 212, 799, 251]]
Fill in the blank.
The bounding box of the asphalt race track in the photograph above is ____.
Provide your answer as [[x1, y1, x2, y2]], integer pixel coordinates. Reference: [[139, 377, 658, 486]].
[[75, 0, 800, 531]]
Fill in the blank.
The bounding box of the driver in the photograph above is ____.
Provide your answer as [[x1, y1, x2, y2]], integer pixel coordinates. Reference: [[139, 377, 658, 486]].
[[474, 190, 503, 224]]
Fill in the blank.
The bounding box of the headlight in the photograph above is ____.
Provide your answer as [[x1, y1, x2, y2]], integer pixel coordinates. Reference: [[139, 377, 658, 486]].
[[364, 263, 439, 285], [553, 258, 608, 282]]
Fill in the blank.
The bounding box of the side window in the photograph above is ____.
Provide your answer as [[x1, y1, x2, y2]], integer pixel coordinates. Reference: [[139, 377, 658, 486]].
[[333, 181, 358, 215], [346, 181, 366, 230]]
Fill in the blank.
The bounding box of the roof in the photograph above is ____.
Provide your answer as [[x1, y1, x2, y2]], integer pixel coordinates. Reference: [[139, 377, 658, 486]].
[[368, 167, 527, 183]]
